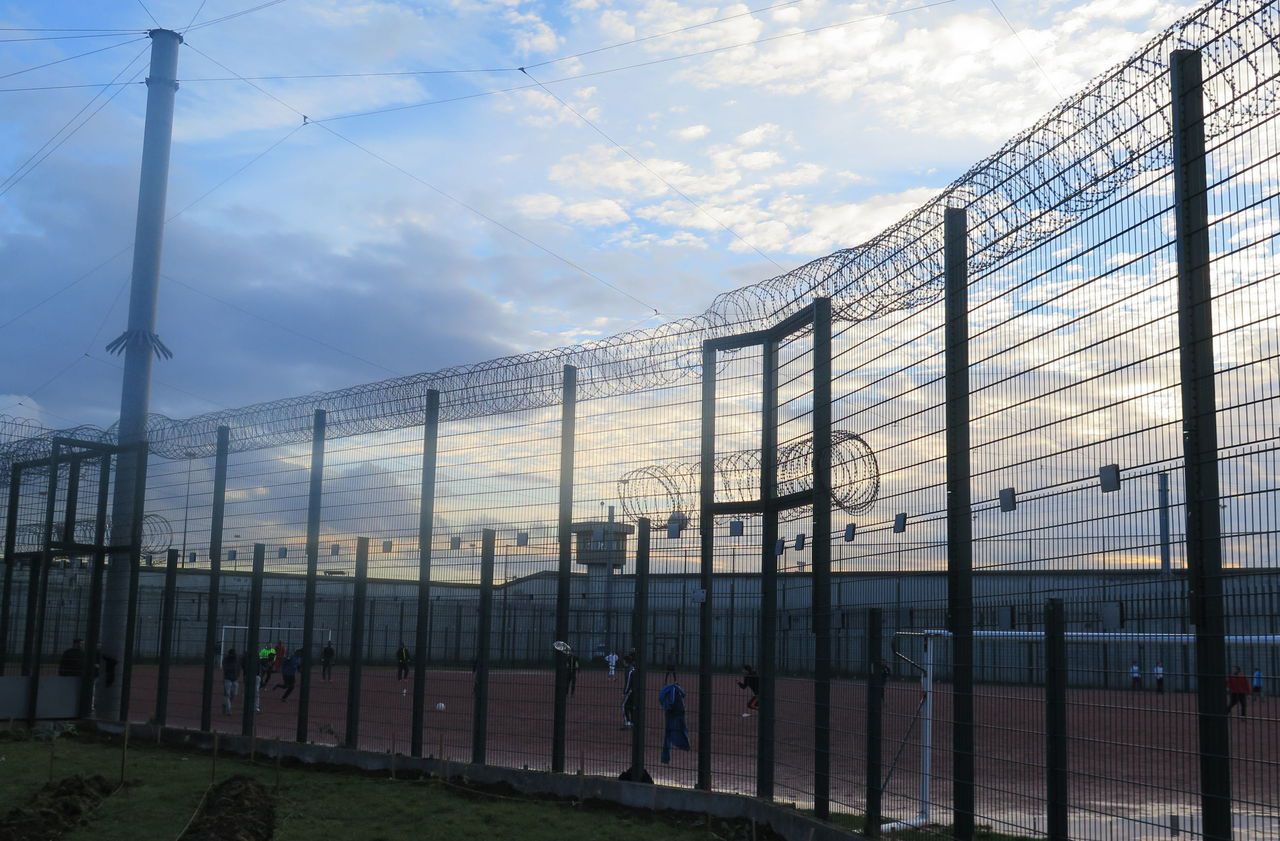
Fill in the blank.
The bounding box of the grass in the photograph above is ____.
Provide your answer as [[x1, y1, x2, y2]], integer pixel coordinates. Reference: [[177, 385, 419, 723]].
[[0, 730, 744, 841]]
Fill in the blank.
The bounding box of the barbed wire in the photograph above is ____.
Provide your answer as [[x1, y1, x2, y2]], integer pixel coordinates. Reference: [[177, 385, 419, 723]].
[[0, 0, 1274, 473]]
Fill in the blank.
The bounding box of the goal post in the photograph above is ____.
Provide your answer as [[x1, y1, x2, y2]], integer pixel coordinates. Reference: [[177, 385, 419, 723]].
[[883, 629, 1280, 833], [219, 625, 333, 660]]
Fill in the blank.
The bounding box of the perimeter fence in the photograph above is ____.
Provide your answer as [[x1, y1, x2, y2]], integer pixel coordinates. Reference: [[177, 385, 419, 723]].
[[3, 0, 1280, 839]]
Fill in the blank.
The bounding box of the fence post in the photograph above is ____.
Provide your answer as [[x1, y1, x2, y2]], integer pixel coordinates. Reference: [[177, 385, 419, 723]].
[[200, 426, 229, 732], [80, 453, 112, 717], [630, 518, 651, 781], [154, 548, 179, 725], [472, 528, 495, 765], [242, 543, 266, 738], [411, 391, 440, 758], [297, 410, 327, 744], [118, 444, 149, 723], [812, 297, 833, 820], [865, 608, 884, 837], [1044, 598, 1068, 841], [698, 341, 716, 791], [23, 443, 61, 725], [0, 464, 22, 677], [1171, 48, 1232, 841], [944, 205, 975, 841], [345, 536, 369, 750], [758, 337, 779, 800], [552, 365, 576, 773]]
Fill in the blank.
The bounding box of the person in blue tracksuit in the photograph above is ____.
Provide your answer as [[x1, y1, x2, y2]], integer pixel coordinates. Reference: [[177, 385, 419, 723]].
[[659, 680, 690, 764]]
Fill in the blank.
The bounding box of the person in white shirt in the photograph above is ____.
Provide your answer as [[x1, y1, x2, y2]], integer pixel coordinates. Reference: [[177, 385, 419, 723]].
[[1129, 660, 1141, 690], [1154, 661, 1165, 694], [605, 651, 619, 679]]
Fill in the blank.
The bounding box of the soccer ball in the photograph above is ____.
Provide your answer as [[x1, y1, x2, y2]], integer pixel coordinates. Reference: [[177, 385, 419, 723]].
[[435, 702, 446, 712]]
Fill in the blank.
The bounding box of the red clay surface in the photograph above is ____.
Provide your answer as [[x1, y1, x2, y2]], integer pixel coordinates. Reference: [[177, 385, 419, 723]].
[[120, 665, 1279, 831]]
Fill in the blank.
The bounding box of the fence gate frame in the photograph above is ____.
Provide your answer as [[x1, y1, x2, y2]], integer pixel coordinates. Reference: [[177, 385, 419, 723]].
[[0, 436, 138, 724], [698, 296, 833, 816]]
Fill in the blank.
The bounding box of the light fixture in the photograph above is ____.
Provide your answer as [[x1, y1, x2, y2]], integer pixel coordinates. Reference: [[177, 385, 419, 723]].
[[843, 524, 857, 542], [893, 513, 907, 533], [999, 487, 1017, 512]]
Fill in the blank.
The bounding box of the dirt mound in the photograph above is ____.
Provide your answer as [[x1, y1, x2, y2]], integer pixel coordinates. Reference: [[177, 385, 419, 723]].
[[182, 775, 274, 841], [0, 774, 114, 841]]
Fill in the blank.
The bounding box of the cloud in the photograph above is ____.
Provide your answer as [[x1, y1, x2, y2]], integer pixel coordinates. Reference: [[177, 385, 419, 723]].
[[673, 124, 711, 141]]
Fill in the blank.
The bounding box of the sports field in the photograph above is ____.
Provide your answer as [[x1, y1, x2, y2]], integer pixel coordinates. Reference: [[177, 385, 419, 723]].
[[119, 664, 1279, 837]]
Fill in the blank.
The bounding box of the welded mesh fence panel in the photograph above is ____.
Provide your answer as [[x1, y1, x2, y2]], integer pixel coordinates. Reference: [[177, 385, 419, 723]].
[[2, 0, 1280, 837]]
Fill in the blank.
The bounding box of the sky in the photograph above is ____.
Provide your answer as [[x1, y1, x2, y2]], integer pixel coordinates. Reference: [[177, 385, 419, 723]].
[[0, 0, 1202, 433]]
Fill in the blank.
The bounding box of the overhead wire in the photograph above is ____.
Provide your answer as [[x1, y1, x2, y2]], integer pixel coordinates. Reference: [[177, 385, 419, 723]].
[[0, 43, 151, 197], [183, 0, 289, 33], [181, 41, 665, 317], [135, 0, 163, 29], [0, 35, 148, 81], [986, 0, 1064, 98]]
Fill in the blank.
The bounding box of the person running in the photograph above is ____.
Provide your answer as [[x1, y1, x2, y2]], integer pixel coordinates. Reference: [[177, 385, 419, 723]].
[[1227, 666, 1251, 717], [321, 641, 335, 681], [279, 652, 301, 700], [621, 655, 637, 728], [566, 653, 580, 697], [221, 648, 239, 714], [1253, 667, 1264, 697], [738, 665, 760, 716], [1154, 660, 1165, 694], [1129, 660, 1141, 690], [258, 644, 276, 690], [57, 638, 85, 677], [605, 651, 619, 679], [396, 642, 411, 681]]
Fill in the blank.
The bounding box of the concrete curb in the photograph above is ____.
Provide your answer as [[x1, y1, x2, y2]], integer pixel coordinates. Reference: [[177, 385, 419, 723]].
[[85, 721, 862, 841]]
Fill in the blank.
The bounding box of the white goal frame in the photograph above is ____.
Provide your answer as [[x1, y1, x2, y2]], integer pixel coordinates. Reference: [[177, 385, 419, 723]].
[[883, 629, 1280, 833]]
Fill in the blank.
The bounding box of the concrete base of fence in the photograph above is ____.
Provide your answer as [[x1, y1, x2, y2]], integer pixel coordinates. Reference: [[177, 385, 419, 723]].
[[83, 720, 859, 841]]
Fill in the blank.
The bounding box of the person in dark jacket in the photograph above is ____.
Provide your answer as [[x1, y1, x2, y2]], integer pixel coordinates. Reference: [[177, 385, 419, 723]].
[[738, 664, 760, 716], [396, 642, 411, 681], [221, 649, 239, 714], [566, 653, 580, 697], [1227, 666, 1251, 717], [321, 642, 335, 681], [621, 656, 637, 728], [659, 679, 690, 764], [57, 638, 85, 677], [278, 652, 301, 700]]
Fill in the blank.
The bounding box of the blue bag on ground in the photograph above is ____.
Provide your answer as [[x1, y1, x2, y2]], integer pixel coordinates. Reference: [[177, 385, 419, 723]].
[[659, 682, 690, 764]]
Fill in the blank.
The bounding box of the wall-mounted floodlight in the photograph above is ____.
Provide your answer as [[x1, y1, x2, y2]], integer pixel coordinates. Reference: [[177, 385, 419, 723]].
[[666, 511, 688, 539], [893, 513, 907, 533], [516, 532, 529, 547], [729, 520, 744, 537], [843, 523, 857, 542], [278, 547, 288, 559], [450, 536, 462, 550], [144, 554, 154, 567], [227, 549, 237, 561], [1100, 464, 1121, 493], [382, 540, 393, 553], [331, 543, 340, 556], [794, 533, 806, 551], [774, 538, 786, 556], [999, 487, 1017, 512], [188, 552, 197, 565]]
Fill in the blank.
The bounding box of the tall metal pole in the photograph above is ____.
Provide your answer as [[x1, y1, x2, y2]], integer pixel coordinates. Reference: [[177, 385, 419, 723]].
[[412, 391, 440, 757], [472, 529, 495, 765], [864, 608, 885, 838], [24, 443, 61, 725], [154, 548, 179, 725], [1158, 472, 1172, 575], [345, 537, 370, 750], [944, 206, 975, 841], [811, 298, 833, 820], [199, 426, 229, 732], [80, 454, 112, 718], [630, 518, 651, 781], [758, 338, 779, 800], [242, 543, 265, 738], [297, 409, 327, 743], [99, 28, 182, 720], [552, 365, 576, 772], [698, 342, 716, 791], [117, 444, 149, 723], [1171, 48, 1232, 841], [1044, 598, 1069, 841], [0, 465, 23, 676]]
